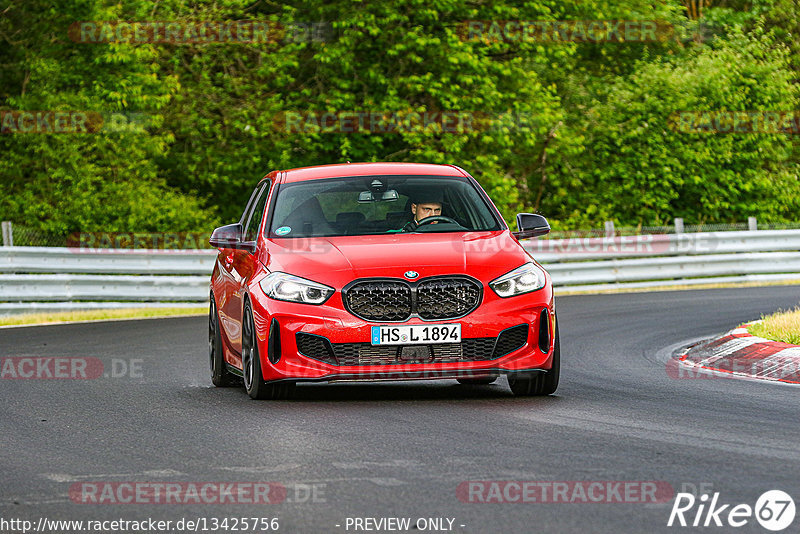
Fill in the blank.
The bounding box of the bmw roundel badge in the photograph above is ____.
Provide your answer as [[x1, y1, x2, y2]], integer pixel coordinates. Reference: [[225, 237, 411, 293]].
[[404, 270, 419, 280]]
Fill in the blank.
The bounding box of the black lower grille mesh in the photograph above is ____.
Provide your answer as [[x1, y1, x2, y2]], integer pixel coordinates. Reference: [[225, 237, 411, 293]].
[[296, 325, 528, 367], [295, 333, 334, 361], [494, 324, 529, 358]]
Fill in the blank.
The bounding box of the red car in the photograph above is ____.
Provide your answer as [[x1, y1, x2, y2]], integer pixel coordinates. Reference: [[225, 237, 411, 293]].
[[208, 162, 559, 399]]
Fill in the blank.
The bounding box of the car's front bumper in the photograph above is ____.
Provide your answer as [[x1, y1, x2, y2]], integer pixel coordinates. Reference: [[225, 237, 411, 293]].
[[249, 283, 555, 383]]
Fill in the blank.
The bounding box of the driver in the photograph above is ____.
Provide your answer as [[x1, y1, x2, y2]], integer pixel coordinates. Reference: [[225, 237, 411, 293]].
[[400, 188, 443, 232]]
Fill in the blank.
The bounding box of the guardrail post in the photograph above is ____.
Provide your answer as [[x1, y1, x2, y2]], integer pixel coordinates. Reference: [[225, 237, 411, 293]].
[[1, 221, 12, 247], [604, 220, 615, 238], [748, 217, 758, 231], [674, 218, 684, 234]]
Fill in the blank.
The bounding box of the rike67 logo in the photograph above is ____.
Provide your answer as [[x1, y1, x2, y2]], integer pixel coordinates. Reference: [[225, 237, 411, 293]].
[[668, 490, 795, 531]]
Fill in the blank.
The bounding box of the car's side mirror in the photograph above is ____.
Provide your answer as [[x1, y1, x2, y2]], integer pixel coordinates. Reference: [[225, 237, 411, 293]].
[[512, 213, 550, 239], [209, 223, 256, 253]]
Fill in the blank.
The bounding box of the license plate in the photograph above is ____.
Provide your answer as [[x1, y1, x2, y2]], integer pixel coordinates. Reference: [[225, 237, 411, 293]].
[[371, 324, 461, 345]]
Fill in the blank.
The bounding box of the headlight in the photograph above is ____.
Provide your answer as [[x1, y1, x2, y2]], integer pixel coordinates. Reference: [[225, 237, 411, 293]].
[[259, 272, 334, 305], [489, 263, 546, 298]]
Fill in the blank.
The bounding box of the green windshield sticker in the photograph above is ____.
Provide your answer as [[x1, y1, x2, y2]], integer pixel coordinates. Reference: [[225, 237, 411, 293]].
[[275, 226, 291, 236]]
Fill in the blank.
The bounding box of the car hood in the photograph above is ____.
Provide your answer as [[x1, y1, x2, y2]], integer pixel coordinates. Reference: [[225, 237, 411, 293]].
[[264, 231, 534, 285]]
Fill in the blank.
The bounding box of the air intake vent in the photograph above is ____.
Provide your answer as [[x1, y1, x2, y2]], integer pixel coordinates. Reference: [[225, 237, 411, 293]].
[[538, 309, 551, 353], [493, 324, 528, 358]]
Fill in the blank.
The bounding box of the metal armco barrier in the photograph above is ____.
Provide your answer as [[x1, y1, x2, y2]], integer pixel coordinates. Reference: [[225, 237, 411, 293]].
[[0, 274, 210, 301], [526, 229, 800, 262], [544, 252, 800, 286], [0, 246, 215, 274], [1, 229, 799, 313], [527, 229, 800, 291]]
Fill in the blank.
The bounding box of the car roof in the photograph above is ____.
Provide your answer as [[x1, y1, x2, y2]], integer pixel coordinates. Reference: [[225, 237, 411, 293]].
[[278, 162, 469, 183]]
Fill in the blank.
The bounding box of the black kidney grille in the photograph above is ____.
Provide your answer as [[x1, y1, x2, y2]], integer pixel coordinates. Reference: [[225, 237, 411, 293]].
[[344, 277, 482, 322], [344, 281, 412, 321], [296, 331, 525, 367], [417, 278, 482, 319]]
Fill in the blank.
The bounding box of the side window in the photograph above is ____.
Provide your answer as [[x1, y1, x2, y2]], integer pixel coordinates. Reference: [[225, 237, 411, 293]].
[[240, 184, 263, 226], [243, 181, 271, 242]]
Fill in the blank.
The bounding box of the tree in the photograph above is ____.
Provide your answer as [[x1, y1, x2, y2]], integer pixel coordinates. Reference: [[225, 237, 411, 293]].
[[0, 0, 216, 238], [543, 29, 800, 226]]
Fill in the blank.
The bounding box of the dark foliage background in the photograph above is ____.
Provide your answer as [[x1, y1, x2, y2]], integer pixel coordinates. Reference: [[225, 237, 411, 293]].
[[1, 0, 798, 237]]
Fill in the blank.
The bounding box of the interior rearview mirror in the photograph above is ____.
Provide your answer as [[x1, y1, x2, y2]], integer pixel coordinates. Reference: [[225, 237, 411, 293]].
[[358, 189, 399, 202]]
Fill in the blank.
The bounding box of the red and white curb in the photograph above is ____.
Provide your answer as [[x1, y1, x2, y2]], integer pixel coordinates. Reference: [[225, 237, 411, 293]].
[[669, 322, 800, 383]]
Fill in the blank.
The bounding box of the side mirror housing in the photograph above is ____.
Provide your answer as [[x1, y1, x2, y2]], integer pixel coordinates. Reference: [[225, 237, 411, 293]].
[[512, 213, 550, 240], [209, 223, 256, 253]]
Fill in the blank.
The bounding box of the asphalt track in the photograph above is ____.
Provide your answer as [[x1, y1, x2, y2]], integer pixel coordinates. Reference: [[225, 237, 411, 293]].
[[1, 286, 799, 534]]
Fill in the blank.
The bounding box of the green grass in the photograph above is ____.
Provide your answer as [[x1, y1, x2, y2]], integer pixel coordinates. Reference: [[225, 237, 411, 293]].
[[0, 306, 207, 327], [748, 307, 800, 344]]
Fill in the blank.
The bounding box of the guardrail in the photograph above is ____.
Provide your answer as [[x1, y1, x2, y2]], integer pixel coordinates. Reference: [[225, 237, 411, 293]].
[[523, 229, 800, 291], [0, 247, 216, 314], [0, 246, 215, 275], [1, 228, 799, 314], [526, 229, 800, 262]]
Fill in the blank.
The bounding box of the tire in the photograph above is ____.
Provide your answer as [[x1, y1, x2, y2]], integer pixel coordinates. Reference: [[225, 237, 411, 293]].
[[241, 301, 295, 400], [210, 295, 237, 387], [508, 318, 560, 396], [457, 376, 498, 385]]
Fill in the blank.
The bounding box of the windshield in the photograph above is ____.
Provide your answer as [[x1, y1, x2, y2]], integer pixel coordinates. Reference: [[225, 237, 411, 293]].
[[268, 175, 503, 238]]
